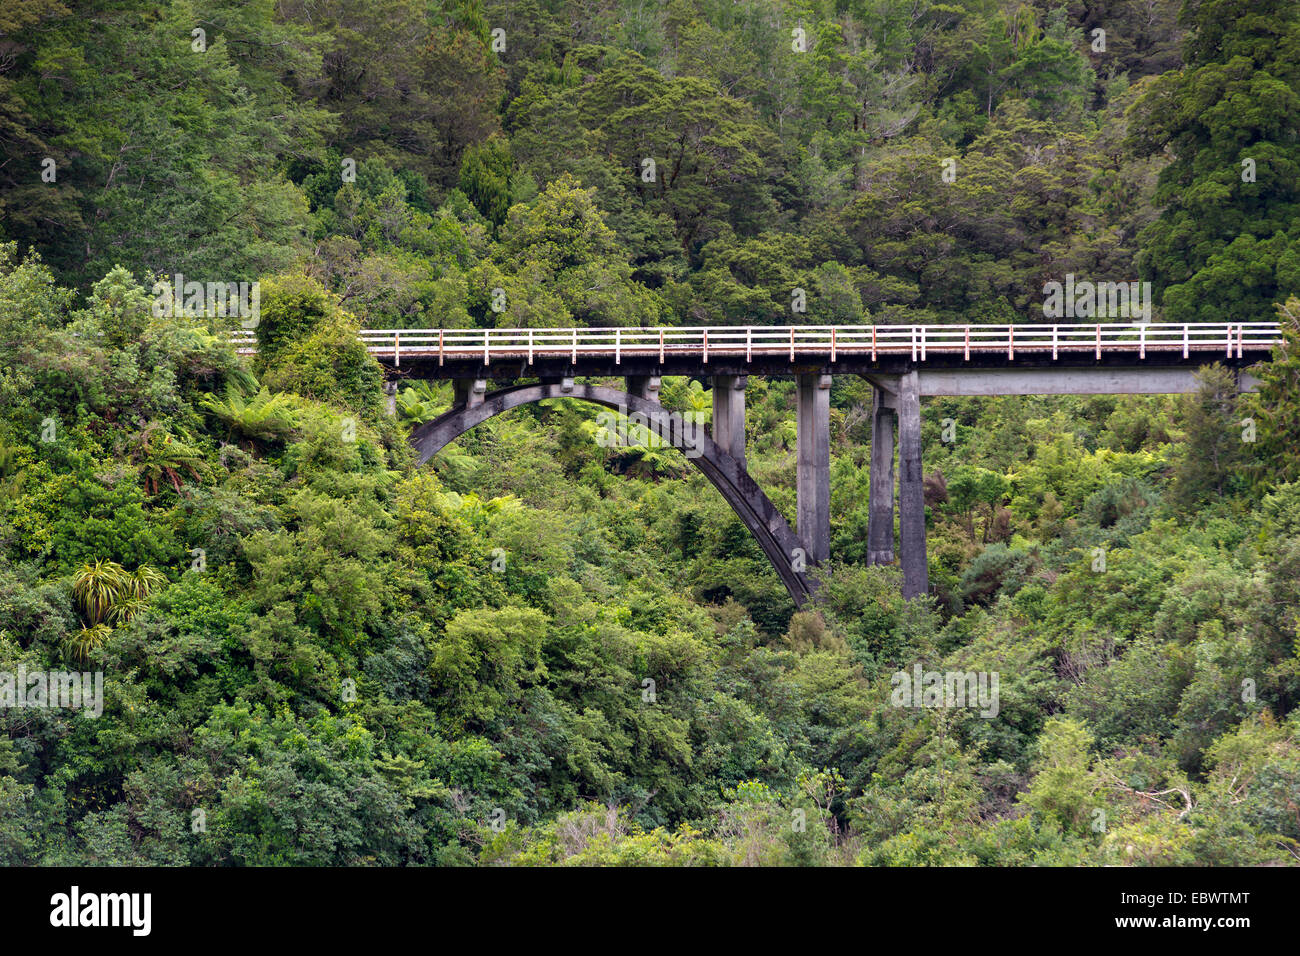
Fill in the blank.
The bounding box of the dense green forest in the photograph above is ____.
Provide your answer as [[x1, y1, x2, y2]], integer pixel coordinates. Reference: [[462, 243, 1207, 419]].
[[1, 0, 1299, 865]]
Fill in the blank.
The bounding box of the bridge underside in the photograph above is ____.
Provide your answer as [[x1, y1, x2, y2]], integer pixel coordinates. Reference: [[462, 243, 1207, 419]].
[[381, 346, 1267, 383], [400, 356, 1264, 608], [915, 366, 1259, 395]]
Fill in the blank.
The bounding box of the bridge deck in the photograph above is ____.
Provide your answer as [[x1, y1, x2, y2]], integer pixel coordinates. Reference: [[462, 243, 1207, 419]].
[[231, 322, 1281, 378]]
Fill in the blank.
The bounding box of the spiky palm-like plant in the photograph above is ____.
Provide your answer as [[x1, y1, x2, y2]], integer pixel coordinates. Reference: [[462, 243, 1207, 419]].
[[69, 561, 166, 661], [63, 624, 113, 663], [72, 559, 129, 626], [122, 565, 167, 601]]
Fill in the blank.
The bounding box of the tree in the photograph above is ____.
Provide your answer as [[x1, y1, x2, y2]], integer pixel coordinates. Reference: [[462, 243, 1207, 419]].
[[1170, 364, 1251, 506], [8, 0, 318, 286], [1249, 297, 1300, 487], [475, 174, 665, 327], [1128, 0, 1300, 323], [254, 273, 384, 417], [1020, 717, 1099, 834]]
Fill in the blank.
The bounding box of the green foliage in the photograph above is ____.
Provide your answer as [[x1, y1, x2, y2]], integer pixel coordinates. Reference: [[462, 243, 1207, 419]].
[[1129, 0, 1300, 323], [1250, 297, 1300, 486], [459, 137, 516, 228], [1, 0, 1297, 869]]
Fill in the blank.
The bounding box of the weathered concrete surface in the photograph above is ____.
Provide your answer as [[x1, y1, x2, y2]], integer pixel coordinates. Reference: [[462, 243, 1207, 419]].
[[797, 373, 831, 565], [711, 375, 747, 467], [452, 378, 487, 408], [868, 385, 896, 565], [624, 375, 661, 402], [918, 366, 1202, 395], [410, 382, 816, 606], [381, 343, 1271, 382]]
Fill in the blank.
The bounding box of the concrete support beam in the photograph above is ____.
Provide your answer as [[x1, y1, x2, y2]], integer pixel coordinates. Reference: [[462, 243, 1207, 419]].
[[918, 367, 1202, 396], [453, 378, 487, 409], [897, 370, 928, 598], [711, 374, 747, 466], [868, 386, 896, 565], [796, 373, 832, 565], [625, 375, 662, 403], [384, 380, 398, 417]]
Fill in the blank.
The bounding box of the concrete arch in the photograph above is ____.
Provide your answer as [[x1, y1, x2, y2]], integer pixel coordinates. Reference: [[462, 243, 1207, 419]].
[[409, 382, 815, 606]]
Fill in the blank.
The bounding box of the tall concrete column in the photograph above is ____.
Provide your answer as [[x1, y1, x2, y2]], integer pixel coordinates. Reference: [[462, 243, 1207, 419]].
[[625, 375, 661, 403], [385, 380, 399, 417], [711, 374, 747, 466], [897, 369, 928, 598], [453, 378, 486, 409], [796, 373, 831, 564], [867, 386, 896, 565]]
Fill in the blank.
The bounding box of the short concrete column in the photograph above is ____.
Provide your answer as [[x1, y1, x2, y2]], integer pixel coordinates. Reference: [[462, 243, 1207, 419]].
[[796, 373, 832, 565], [868, 386, 896, 565], [384, 380, 399, 417], [897, 369, 928, 598], [711, 374, 747, 466], [625, 375, 661, 403], [453, 378, 487, 409]]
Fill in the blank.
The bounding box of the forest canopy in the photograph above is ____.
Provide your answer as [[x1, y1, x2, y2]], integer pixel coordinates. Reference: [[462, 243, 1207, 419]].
[[0, 0, 1298, 866]]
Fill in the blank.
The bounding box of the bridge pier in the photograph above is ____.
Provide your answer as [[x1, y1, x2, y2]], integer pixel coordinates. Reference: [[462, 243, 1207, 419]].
[[868, 384, 896, 565], [453, 377, 487, 409], [897, 369, 928, 598], [797, 373, 832, 565], [625, 375, 661, 403], [711, 375, 747, 467]]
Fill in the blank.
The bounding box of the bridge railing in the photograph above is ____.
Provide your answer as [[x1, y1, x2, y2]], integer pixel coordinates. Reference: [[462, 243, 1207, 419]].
[[229, 322, 1282, 364]]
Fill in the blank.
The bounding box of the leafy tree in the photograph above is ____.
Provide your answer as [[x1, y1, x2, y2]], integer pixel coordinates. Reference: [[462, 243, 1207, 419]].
[[1129, 0, 1300, 323]]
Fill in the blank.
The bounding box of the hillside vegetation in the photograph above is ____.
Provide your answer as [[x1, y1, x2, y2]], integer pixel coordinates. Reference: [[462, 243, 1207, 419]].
[[1, 0, 1299, 865]]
